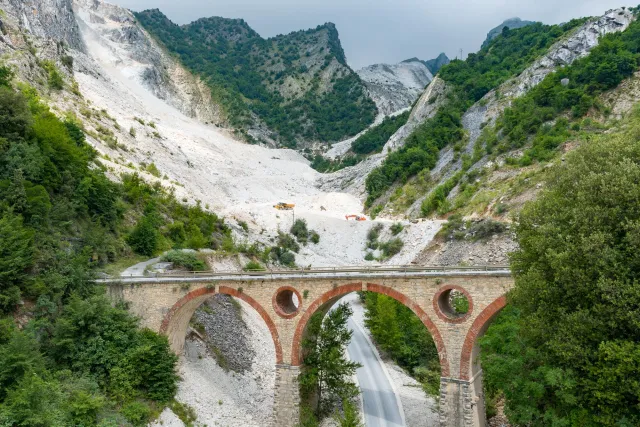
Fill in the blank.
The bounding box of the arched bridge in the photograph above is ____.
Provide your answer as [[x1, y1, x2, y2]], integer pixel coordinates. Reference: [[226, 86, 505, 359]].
[[101, 266, 513, 427]]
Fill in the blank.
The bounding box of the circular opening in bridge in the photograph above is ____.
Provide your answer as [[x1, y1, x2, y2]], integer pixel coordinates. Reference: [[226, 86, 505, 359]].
[[273, 286, 301, 319], [434, 286, 473, 323]]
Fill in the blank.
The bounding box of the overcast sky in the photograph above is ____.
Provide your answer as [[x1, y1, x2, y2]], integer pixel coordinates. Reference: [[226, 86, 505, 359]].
[[111, 0, 631, 69]]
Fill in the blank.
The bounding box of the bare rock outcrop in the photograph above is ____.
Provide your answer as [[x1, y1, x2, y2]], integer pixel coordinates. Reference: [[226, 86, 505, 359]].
[[1, 0, 85, 51], [72, 0, 222, 124], [357, 60, 433, 116]]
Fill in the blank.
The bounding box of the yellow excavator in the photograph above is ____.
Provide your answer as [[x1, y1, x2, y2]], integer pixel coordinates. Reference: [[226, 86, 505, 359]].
[[274, 202, 295, 211]]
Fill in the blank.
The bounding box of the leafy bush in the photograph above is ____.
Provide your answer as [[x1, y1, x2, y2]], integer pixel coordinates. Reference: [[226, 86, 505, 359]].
[[161, 250, 207, 271], [291, 219, 309, 243], [379, 238, 403, 259], [310, 231, 320, 244], [367, 224, 383, 242], [42, 61, 64, 90], [127, 216, 158, 256], [278, 232, 300, 253], [390, 222, 404, 236], [467, 220, 507, 241], [270, 246, 296, 267], [244, 261, 264, 271]]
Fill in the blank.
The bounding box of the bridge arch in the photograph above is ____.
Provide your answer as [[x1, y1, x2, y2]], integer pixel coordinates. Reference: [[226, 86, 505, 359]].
[[160, 285, 284, 363], [459, 295, 507, 381], [290, 282, 449, 376]]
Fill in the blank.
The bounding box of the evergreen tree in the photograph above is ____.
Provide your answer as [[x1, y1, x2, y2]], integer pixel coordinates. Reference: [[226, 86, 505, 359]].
[[299, 303, 361, 416]]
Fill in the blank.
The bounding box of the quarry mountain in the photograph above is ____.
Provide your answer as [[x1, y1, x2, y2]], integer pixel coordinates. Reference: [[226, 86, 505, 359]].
[[1, 0, 640, 426]]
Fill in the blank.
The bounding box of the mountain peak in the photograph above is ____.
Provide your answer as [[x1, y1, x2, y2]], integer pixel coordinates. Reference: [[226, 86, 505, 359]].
[[482, 17, 536, 48]]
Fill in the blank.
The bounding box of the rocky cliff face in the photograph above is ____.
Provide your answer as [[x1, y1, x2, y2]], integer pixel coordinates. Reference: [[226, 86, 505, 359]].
[[423, 53, 450, 74], [464, 8, 634, 153], [412, 7, 636, 217], [1, 0, 84, 51], [72, 0, 222, 124], [356, 60, 433, 115]]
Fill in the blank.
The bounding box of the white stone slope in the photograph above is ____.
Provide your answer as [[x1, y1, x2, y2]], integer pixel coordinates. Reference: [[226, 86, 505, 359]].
[[357, 60, 433, 116], [65, 0, 443, 269], [150, 298, 277, 427]]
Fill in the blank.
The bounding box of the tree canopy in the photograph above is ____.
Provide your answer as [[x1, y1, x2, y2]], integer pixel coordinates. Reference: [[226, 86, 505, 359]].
[[480, 111, 640, 426]]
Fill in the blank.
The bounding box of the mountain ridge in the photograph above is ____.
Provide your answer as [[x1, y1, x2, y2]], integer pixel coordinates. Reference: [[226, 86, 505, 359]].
[[135, 9, 377, 147]]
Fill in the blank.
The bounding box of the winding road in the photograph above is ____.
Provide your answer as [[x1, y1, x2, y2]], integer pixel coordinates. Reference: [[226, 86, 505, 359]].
[[344, 295, 406, 427]]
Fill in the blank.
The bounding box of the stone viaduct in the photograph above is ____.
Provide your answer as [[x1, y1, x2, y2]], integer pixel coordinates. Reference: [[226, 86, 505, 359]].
[[103, 267, 513, 427]]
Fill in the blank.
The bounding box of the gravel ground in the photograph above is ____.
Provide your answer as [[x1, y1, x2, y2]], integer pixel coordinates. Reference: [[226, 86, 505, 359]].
[[155, 296, 276, 427]]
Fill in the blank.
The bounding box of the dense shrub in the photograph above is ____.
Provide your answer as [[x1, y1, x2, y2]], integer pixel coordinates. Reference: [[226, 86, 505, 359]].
[[390, 222, 404, 236], [161, 250, 207, 271], [379, 238, 403, 259]]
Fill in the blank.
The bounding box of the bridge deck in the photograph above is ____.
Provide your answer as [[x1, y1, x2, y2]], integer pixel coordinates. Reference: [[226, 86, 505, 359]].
[[98, 265, 511, 284]]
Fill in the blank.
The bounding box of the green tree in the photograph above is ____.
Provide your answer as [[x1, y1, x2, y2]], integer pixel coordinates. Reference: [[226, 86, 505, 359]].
[[0, 212, 34, 312], [480, 117, 640, 426], [127, 216, 158, 256], [299, 303, 361, 416]]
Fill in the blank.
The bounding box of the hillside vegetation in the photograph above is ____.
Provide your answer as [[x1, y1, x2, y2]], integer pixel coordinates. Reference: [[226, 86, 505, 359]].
[[310, 111, 409, 173], [135, 10, 377, 147], [480, 109, 640, 426], [0, 66, 234, 424], [364, 19, 586, 207]]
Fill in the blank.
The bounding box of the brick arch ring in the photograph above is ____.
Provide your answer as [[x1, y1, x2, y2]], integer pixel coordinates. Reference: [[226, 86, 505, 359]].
[[459, 295, 507, 380], [290, 282, 450, 376], [160, 285, 284, 364]]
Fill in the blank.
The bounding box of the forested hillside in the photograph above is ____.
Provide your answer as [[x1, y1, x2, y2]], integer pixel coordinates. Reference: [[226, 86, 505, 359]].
[[480, 109, 640, 426], [365, 18, 587, 207], [0, 66, 231, 425], [135, 9, 377, 147], [358, 6, 640, 427]]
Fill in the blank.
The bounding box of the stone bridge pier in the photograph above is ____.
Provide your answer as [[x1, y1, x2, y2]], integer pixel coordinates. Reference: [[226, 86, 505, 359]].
[[106, 270, 513, 427]]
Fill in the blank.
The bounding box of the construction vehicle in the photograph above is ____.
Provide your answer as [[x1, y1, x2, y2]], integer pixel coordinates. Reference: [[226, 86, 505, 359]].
[[274, 202, 295, 211], [345, 215, 366, 221]]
